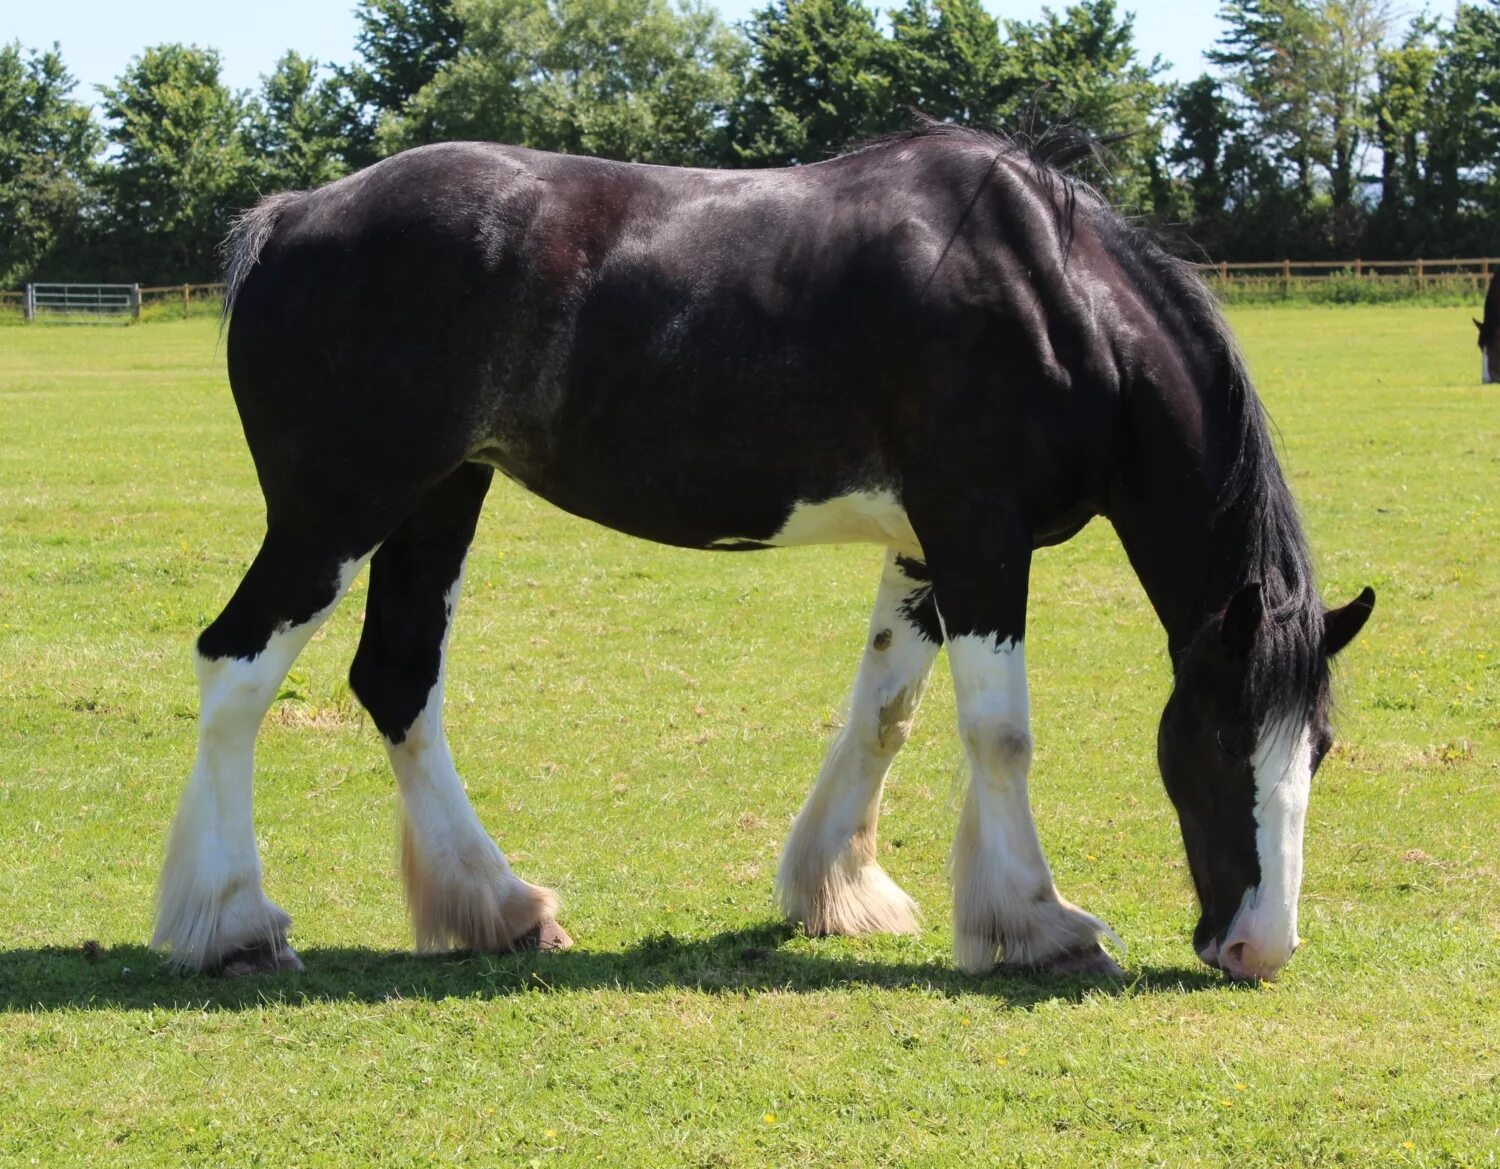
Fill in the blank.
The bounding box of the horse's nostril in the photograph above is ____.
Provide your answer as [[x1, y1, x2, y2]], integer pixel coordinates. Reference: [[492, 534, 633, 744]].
[[1220, 940, 1257, 980]]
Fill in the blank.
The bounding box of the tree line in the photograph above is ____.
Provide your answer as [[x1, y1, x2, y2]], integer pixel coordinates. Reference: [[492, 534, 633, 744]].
[[2, 0, 1497, 287]]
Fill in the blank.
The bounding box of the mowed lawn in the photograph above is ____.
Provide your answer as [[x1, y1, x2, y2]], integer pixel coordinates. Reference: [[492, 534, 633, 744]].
[[0, 308, 1495, 1167]]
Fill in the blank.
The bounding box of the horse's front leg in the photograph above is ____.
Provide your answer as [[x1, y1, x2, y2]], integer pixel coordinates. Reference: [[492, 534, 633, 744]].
[[777, 550, 941, 936], [909, 492, 1122, 977]]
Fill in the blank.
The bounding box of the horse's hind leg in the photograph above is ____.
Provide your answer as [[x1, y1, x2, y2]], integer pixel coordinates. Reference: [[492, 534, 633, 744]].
[[154, 529, 375, 973], [349, 463, 568, 955], [777, 550, 941, 936]]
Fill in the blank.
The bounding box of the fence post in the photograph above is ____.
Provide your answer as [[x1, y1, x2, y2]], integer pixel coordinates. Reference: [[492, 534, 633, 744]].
[[1282, 258, 1291, 299], [131, 283, 141, 321], [182, 283, 190, 319], [24, 283, 34, 323], [1354, 258, 1362, 278], [1219, 260, 1228, 283]]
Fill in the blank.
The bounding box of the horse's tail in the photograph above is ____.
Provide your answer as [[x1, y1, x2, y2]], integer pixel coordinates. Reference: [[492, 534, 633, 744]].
[[221, 191, 305, 324]]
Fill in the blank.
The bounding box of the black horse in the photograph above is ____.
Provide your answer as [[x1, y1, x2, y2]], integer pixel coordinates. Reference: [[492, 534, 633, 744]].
[[1476, 270, 1498, 383], [154, 125, 1373, 982]]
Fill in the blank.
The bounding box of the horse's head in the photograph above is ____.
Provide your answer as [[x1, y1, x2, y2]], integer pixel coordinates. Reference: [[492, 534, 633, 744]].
[[1475, 315, 1496, 384], [1157, 582, 1374, 981], [1479, 271, 1499, 384]]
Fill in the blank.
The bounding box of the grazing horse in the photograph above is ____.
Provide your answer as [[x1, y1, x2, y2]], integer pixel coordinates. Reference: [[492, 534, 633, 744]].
[[1476, 270, 1499, 384], [154, 125, 1374, 982]]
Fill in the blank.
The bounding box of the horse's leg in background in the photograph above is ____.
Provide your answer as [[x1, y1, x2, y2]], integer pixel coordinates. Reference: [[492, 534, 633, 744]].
[[349, 463, 568, 954], [153, 528, 376, 973], [907, 490, 1122, 977], [777, 550, 941, 935]]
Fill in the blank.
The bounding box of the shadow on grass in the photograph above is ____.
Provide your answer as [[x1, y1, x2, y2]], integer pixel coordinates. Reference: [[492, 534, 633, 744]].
[[0, 921, 1233, 1012]]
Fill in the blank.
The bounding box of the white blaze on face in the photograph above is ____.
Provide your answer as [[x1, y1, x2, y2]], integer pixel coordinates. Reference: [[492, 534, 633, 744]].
[[1484, 347, 1493, 385], [1220, 715, 1314, 979]]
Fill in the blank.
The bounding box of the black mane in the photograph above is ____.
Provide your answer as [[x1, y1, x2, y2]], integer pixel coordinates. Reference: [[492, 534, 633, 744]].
[[846, 116, 1112, 174], [1084, 170, 1327, 731]]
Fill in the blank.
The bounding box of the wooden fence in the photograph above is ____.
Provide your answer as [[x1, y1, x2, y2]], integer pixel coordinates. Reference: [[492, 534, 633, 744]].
[[136, 282, 228, 318], [1194, 256, 1498, 293]]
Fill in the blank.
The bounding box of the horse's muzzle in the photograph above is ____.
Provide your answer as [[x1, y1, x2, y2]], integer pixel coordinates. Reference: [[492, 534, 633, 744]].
[[1197, 919, 1300, 982]]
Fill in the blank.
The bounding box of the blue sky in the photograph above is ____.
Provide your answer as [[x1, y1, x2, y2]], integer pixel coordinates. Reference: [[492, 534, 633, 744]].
[[11, 0, 1228, 106]]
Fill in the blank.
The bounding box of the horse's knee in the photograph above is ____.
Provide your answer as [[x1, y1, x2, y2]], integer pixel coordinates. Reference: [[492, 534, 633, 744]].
[[349, 646, 436, 744], [960, 712, 1033, 774], [350, 550, 459, 743]]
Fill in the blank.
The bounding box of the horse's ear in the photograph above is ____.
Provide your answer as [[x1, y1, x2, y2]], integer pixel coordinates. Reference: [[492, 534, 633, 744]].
[[1476, 318, 1484, 332], [1324, 586, 1375, 657], [1221, 582, 1264, 658]]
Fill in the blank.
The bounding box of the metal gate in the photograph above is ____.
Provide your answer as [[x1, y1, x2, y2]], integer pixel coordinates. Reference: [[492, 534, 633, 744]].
[[24, 283, 140, 320]]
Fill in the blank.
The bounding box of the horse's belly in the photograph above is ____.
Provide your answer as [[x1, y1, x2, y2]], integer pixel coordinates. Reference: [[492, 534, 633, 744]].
[[487, 441, 921, 557]]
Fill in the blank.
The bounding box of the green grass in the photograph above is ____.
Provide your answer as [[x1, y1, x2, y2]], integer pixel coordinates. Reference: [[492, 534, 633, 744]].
[[1, 310, 1496, 1167]]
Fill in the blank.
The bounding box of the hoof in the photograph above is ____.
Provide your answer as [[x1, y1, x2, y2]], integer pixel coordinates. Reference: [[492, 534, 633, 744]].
[[778, 858, 921, 938], [216, 939, 304, 977], [515, 919, 573, 952], [1018, 943, 1124, 979]]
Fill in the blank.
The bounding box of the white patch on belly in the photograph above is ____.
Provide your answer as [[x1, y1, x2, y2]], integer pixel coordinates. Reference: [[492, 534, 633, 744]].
[[712, 491, 922, 556]]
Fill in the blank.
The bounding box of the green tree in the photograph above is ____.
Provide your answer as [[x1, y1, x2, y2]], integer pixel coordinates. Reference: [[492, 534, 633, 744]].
[[1427, 1, 1500, 240], [244, 52, 352, 190], [1000, 0, 1170, 209], [340, 0, 465, 162], [1367, 19, 1441, 251], [97, 44, 254, 281], [0, 42, 100, 286], [1167, 75, 1243, 219], [1164, 71, 1309, 258], [1211, 0, 1323, 201], [886, 0, 1009, 125], [1211, 0, 1390, 222], [348, 0, 464, 114], [383, 0, 744, 166], [729, 0, 892, 165]]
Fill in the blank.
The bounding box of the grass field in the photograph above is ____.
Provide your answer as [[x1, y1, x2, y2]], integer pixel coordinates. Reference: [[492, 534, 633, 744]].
[[0, 309, 1496, 1166]]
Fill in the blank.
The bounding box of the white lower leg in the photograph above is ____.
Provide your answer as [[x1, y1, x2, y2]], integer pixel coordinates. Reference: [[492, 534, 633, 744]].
[[389, 569, 557, 952], [153, 556, 369, 969], [948, 635, 1117, 974], [778, 553, 938, 936]]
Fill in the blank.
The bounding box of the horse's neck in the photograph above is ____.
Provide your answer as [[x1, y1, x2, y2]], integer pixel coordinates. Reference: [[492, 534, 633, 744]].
[[1107, 419, 1264, 658], [1110, 498, 1219, 656]]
